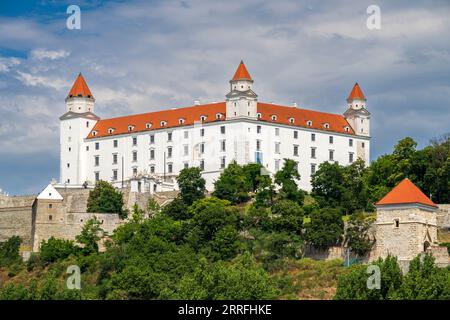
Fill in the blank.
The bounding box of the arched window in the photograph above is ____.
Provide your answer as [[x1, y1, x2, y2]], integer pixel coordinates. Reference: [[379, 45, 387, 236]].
[[289, 117, 295, 124], [146, 123, 152, 129], [108, 128, 114, 134], [306, 120, 313, 127], [216, 113, 223, 120], [92, 131, 98, 136], [323, 123, 330, 129], [200, 115, 207, 122], [271, 115, 277, 121], [179, 118, 185, 125], [257, 113, 262, 119], [128, 125, 134, 132], [160, 121, 167, 127]]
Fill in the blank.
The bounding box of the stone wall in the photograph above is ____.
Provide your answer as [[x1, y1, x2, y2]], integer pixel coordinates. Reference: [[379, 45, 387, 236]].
[[0, 195, 36, 249], [437, 204, 450, 229]]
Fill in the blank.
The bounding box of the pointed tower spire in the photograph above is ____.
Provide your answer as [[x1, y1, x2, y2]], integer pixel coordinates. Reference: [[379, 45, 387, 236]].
[[347, 82, 366, 102], [232, 60, 252, 81], [67, 73, 94, 99]]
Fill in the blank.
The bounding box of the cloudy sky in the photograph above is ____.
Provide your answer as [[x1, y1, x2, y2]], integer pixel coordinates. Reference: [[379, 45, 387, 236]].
[[0, 0, 449, 195]]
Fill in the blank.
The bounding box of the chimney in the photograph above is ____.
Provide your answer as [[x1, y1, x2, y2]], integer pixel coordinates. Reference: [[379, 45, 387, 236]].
[[293, 102, 298, 107], [194, 100, 200, 105]]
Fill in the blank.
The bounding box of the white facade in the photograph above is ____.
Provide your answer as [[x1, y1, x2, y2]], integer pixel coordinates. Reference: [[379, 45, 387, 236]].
[[60, 64, 371, 192]]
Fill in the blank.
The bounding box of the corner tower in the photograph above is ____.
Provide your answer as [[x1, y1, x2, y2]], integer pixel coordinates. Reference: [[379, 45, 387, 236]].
[[226, 61, 258, 119], [375, 178, 438, 269], [60, 74, 99, 186], [344, 83, 370, 137]]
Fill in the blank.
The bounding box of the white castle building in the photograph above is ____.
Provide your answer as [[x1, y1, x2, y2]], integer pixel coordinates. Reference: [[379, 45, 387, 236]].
[[59, 61, 371, 192]]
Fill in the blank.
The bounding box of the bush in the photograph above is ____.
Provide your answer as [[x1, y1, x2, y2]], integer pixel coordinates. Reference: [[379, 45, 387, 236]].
[[40, 237, 79, 264], [87, 181, 126, 219], [0, 236, 22, 267]]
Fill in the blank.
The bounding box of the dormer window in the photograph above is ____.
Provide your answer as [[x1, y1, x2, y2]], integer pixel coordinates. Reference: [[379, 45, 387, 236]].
[[179, 118, 185, 125], [146, 123, 152, 129], [92, 131, 97, 136], [128, 125, 135, 132], [108, 128, 115, 134], [271, 115, 277, 121], [257, 113, 262, 119], [160, 121, 167, 127], [323, 123, 330, 129], [289, 117, 295, 124], [216, 113, 223, 120], [344, 126, 350, 132], [200, 115, 207, 122], [306, 120, 313, 127]]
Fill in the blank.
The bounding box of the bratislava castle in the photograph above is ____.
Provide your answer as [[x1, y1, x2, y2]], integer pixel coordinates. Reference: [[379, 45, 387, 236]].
[[59, 61, 370, 192]]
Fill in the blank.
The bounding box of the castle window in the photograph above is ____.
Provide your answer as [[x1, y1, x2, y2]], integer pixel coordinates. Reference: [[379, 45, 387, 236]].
[[92, 131, 97, 136], [49, 215, 52, 221], [311, 133, 316, 142], [113, 170, 118, 181], [257, 125, 261, 133], [200, 160, 205, 171], [329, 150, 334, 161], [49, 204, 52, 209], [108, 128, 114, 134], [200, 128, 205, 137], [311, 147, 316, 159], [132, 151, 137, 162], [113, 154, 118, 164], [167, 132, 172, 141], [329, 136, 334, 144], [289, 117, 295, 124], [220, 156, 226, 169], [146, 123, 152, 129], [69, 147, 71, 152], [275, 128, 280, 136], [133, 167, 138, 176], [160, 121, 167, 127], [306, 120, 312, 127], [271, 115, 277, 121], [275, 142, 280, 154], [349, 152, 354, 163], [167, 147, 173, 158], [394, 219, 400, 228], [179, 118, 185, 125], [150, 165, 155, 173], [349, 139, 353, 147], [200, 115, 207, 122], [345, 126, 350, 132], [86, 122, 89, 128], [257, 113, 262, 119], [168, 163, 173, 173], [362, 142, 365, 148], [184, 144, 189, 156], [132, 136, 137, 146], [294, 131, 298, 139], [94, 156, 99, 166], [67, 163, 70, 168], [95, 142, 100, 150], [275, 159, 280, 171], [220, 126, 225, 134], [200, 143, 205, 154], [216, 113, 223, 119], [221, 140, 226, 152], [113, 140, 118, 148], [150, 134, 155, 144], [128, 125, 134, 132], [150, 148, 155, 160], [311, 163, 316, 175], [184, 131, 188, 139], [323, 123, 330, 129], [293, 145, 299, 156], [95, 172, 99, 181], [256, 140, 261, 151]]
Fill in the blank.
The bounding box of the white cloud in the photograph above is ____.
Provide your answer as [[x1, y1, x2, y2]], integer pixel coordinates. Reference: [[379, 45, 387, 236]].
[[30, 49, 70, 61], [15, 71, 69, 90], [0, 57, 20, 73]]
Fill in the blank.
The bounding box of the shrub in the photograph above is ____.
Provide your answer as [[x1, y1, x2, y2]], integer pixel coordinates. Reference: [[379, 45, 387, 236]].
[[40, 237, 79, 264]]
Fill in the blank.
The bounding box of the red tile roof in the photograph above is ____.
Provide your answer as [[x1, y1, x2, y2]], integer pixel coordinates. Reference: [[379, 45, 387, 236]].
[[232, 60, 252, 81], [67, 73, 94, 99], [376, 178, 437, 208], [87, 102, 355, 139], [347, 82, 365, 101]]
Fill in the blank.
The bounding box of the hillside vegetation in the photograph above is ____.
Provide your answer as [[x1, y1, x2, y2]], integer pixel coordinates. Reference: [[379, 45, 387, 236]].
[[0, 135, 448, 300]]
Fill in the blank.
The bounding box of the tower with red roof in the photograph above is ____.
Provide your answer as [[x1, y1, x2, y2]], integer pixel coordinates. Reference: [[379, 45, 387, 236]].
[[374, 178, 439, 267], [60, 73, 100, 186], [226, 60, 258, 120], [344, 82, 370, 138]]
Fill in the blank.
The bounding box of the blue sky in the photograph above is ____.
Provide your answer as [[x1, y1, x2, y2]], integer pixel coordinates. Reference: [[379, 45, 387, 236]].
[[0, 0, 449, 195]]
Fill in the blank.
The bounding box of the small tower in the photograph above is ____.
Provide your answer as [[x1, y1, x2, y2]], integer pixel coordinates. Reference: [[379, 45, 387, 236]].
[[226, 61, 258, 119], [375, 178, 438, 270], [60, 74, 99, 186], [343, 83, 370, 137]]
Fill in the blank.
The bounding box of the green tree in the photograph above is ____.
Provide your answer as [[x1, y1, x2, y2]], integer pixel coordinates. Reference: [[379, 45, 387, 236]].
[[305, 208, 344, 249], [345, 213, 375, 257], [161, 196, 190, 220], [213, 161, 251, 204], [39, 237, 79, 264], [87, 181, 126, 219], [274, 159, 305, 205], [270, 199, 304, 234], [177, 167, 206, 206], [131, 203, 144, 223], [0, 236, 22, 267], [75, 216, 106, 254]]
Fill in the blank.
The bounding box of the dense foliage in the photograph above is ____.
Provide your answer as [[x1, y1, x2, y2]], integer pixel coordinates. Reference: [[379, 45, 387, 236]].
[[0, 135, 449, 300], [87, 181, 126, 218]]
